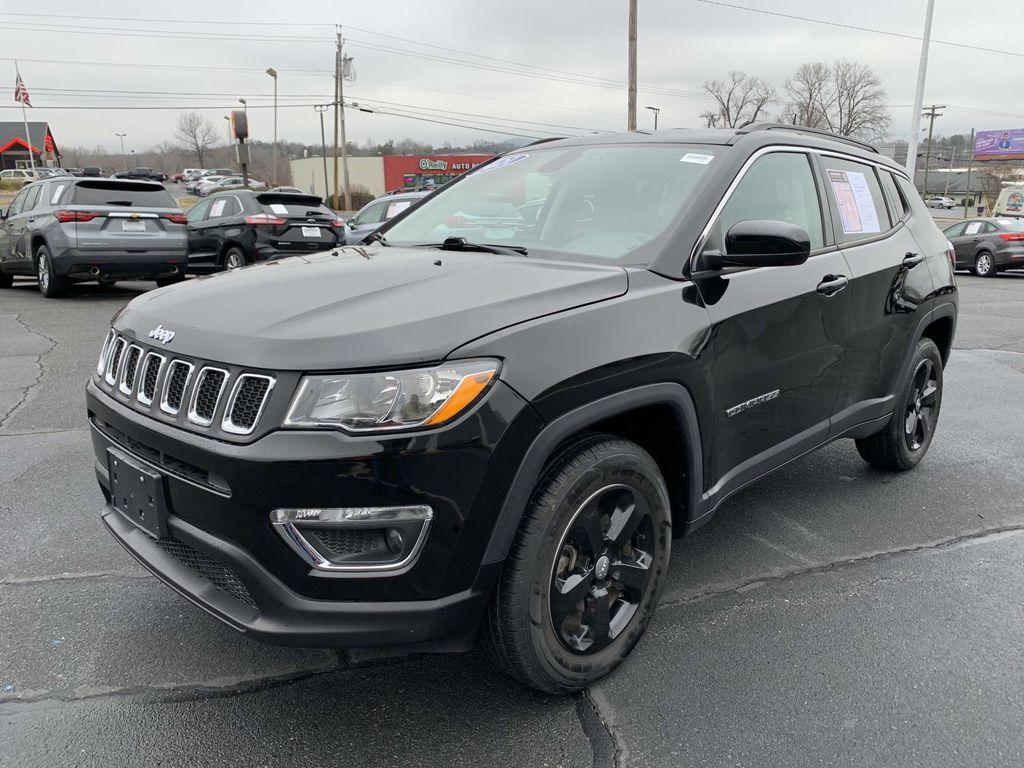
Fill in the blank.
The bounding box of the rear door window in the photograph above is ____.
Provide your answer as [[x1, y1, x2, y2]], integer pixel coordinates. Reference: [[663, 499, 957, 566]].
[[22, 184, 42, 211], [385, 199, 414, 219], [963, 221, 984, 236], [208, 196, 241, 219], [819, 157, 892, 243], [73, 181, 176, 207]]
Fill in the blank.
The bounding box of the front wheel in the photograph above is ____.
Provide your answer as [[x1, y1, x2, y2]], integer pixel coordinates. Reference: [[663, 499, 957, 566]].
[[36, 245, 67, 298], [482, 434, 671, 693], [856, 338, 943, 471]]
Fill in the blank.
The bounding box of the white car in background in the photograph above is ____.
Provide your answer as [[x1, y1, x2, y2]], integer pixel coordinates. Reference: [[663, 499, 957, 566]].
[[205, 176, 266, 195], [195, 176, 229, 196], [926, 196, 956, 209]]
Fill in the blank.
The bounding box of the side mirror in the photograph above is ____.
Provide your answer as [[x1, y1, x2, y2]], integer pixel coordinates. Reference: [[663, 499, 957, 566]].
[[704, 220, 811, 270]]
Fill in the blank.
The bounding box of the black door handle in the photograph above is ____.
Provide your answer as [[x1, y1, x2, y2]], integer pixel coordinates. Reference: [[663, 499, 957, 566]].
[[816, 275, 849, 296], [903, 252, 925, 267]]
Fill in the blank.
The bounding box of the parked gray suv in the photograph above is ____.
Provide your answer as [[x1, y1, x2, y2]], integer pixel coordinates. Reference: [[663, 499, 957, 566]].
[[0, 178, 188, 297]]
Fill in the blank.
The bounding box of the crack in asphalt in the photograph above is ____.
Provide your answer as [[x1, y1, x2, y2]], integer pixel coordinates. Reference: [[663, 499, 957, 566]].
[[0, 313, 58, 431], [578, 685, 629, 768], [658, 523, 1024, 609]]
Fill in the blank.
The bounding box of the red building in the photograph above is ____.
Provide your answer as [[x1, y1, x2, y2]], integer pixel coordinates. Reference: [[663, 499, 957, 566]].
[[0, 121, 60, 170], [382, 154, 493, 193]]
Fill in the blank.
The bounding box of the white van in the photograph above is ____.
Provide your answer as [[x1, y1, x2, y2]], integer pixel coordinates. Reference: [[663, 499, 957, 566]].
[[993, 186, 1024, 218]]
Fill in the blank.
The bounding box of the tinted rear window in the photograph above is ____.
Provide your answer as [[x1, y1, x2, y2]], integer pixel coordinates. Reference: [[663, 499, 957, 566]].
[[73, 181, 176, 207], [257, 194, 332, 217]]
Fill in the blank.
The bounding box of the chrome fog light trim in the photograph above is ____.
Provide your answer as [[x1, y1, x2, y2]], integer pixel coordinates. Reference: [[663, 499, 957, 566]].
[[270, 505, 434, 575]]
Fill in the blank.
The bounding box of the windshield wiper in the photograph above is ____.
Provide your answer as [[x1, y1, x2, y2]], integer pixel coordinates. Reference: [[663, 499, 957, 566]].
[[366, 230, 389, 246], [413, 236, 528, 256]]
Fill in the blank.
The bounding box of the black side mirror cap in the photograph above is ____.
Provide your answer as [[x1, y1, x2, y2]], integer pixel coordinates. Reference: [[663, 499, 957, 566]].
[[719, 219, 812, 268]]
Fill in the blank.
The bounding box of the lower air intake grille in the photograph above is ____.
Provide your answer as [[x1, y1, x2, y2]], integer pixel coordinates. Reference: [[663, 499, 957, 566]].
[[304, 527, 386, 558], [156, 538, 255, 609]]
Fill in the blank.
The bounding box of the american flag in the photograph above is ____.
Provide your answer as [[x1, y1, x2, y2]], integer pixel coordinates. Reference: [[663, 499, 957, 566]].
[[14, 73, 31, 108]]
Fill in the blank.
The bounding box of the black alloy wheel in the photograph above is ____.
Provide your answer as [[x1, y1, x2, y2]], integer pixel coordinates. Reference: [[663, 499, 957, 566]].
[[550, 484, 655, 654], [904, 357, 939, 452]]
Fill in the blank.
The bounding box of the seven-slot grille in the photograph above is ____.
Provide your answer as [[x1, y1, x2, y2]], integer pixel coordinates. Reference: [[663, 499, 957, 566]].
[[96, 333, 274, 436]]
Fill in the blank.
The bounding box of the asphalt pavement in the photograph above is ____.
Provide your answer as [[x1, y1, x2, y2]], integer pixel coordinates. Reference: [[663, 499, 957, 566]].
[[2, 272, 1024, 767]]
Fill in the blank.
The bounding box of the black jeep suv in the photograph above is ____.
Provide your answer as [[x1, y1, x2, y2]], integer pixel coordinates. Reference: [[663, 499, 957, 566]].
[[86, 125, 957, 693]]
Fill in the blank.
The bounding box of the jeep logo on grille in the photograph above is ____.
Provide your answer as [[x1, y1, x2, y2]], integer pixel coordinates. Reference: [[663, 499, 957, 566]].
[[148, 325, 176, 345]]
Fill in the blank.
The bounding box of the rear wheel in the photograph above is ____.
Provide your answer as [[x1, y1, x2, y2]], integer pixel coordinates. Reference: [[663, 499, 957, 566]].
[[856, 338, 943, 471], [482, 434, 671, 693], [223, 247, 245, 271], [975, 251, 996, 277], [155, 274, 184, 288], [36, 245, 67, 298]]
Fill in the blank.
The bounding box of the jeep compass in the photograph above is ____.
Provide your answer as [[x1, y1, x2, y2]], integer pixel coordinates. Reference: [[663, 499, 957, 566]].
[[86, 125, 957, 693]]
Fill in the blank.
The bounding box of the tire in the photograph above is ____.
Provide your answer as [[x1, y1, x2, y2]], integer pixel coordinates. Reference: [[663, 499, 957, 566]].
[[0, 270, 12, 289], [155, 274, 184, 288], [855, 338, 943, 471], [223, 247, 245, 271], [482, 434, 672, 693], [98, 278, 117, 287], [36, 244, 67, 298], [975, 251, 996, 277]]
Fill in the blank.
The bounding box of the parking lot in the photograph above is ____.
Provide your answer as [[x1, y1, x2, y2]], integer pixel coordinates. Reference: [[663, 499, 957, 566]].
[[2, 272, 1024, 767]]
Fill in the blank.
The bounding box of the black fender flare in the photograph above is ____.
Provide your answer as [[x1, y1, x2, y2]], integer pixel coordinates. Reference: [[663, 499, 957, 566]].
[[480, 382, 703, 566], [890, 300, 957, 406]]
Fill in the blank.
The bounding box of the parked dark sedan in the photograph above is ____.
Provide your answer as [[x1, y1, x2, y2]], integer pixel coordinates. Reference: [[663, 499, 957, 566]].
[[185, 190, 345, 272], [943, 217, 1024, 276], [115, 167, 167, 183]]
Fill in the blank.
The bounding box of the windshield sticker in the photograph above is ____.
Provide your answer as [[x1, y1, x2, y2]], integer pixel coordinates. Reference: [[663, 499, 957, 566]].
[[270, 203, 289, 215], [827, 169, 880, 235], [964, 221, 982, 235], [680, 153, 714, 165], [474, 153, 529, 174], [210, 199, 227, 217]]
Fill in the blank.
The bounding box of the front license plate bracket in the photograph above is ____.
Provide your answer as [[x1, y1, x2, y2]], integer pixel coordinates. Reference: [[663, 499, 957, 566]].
[[107, 447, 169, 538]]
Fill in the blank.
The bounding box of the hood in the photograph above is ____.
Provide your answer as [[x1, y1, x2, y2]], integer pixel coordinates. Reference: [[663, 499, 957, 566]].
[[116, 247, 628, 370]]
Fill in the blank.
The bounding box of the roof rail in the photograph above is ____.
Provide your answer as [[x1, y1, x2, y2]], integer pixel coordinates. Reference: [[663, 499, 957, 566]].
[[735, 123, 878, 154]]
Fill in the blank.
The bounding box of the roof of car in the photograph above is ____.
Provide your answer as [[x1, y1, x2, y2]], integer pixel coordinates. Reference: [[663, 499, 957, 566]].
[[519, 123, 902, 174]]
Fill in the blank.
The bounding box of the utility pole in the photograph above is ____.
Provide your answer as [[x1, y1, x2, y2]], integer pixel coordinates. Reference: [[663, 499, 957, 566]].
[[943, 147, 956, 196], [332, 35, 340, 210], [627, 0, 637, 131], [315, 104, 330, 200], [337, 29, 353, 211], [906, 0, 935, 179], [921, 104, 945, 197], [963, 128, 975, 219]]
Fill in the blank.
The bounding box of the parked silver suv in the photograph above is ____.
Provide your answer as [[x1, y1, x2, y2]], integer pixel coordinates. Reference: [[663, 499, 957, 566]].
[[0, 177, 187, 297]]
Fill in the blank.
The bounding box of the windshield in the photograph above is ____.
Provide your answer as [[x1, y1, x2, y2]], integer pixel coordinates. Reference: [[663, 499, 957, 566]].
[[382, 144, 721, 265]]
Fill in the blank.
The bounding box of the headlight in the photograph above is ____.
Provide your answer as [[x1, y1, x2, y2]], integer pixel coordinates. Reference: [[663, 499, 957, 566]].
[[283, 359, 499, 433]]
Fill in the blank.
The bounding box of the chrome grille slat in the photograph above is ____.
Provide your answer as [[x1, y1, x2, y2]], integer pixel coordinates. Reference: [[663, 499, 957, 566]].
[[97, 329, 116, 375], [136, 352, 165, 406], [187, 367, 229, 427], [222, 374, 275, 435], [160, 360, 194, 416], [104, 337, 126, 385], [118, 345, 143, 396]]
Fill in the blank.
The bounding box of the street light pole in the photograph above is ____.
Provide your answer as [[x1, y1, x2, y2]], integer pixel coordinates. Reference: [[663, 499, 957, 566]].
[[267, 68, 278, 187], [644, 106, 660, 130], [906, 0, 936, 179], [223, 116, 231, 145], [627, 0, 637, 131], [115, 132, 127, 171]]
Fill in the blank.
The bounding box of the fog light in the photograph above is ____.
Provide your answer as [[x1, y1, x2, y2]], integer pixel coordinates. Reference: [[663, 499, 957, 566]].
[[270, 506, 433, 575]]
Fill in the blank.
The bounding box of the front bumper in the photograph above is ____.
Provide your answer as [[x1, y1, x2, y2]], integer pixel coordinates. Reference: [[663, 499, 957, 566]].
[[87, 375, 542, 649], [101, 503, 494, 648]]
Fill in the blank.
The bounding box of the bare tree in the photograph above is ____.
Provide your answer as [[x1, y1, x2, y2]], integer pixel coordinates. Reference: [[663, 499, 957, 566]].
[[702, 71, 776, 128], [784, 61, 891, 140], [174, 111, 220, 166]]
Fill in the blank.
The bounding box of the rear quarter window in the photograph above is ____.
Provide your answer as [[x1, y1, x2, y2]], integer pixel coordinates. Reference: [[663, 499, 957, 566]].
[[72, 181, 176, 207], [819, 157, 892, 243]]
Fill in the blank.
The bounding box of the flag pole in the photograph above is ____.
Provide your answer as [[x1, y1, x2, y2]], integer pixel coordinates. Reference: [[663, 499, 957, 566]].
[[15, 61, 35, 172]]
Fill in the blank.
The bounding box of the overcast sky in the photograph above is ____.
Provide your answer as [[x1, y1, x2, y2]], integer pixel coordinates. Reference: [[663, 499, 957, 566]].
[[2, 0, 1021, 153]]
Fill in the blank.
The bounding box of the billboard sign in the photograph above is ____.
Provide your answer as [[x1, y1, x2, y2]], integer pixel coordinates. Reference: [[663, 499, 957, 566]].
[[974, 129, 1024, 160]]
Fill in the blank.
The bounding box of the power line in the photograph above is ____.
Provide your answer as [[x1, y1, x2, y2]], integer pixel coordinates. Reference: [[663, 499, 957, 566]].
[[697, 0, 1024, 60]]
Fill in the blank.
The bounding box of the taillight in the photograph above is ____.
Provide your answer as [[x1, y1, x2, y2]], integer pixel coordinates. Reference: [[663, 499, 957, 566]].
[[330, 218, 346, 228], [54, 210, 102, 223], [945, 240, 955, 271], [163, 213, 188, 225], [999, 232, 1024, 241], [245, 214, 286, 225]]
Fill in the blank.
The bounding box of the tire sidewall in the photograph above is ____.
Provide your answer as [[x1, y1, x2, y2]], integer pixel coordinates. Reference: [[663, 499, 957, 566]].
[[518, 443, 671, 690], [224, 248, 245, 271], [36, 245, 60, 298], [975, 251, 995, 277]]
